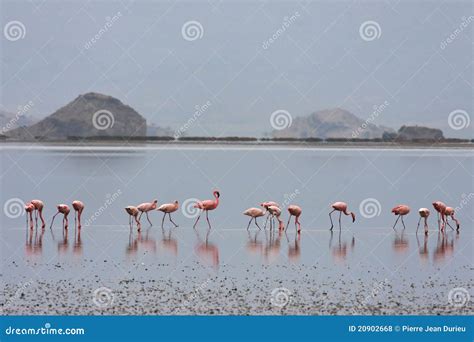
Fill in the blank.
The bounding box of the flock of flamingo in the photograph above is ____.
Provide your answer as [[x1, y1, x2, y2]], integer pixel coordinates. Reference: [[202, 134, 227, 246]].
[[22, 191, 461, 235]]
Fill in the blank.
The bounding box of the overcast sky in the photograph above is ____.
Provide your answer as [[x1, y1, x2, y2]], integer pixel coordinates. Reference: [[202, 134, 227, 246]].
[[1, 0, 472, 137]]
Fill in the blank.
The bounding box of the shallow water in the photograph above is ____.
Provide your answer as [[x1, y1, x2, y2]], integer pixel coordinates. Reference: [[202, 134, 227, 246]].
[[1, 144, 472, 314]]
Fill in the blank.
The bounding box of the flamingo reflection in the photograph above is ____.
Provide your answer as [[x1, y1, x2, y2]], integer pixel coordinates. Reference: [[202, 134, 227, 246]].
[[246, 230, 263, 255], [285, 232, 301, 262], [57, 227, 69, 255], [392, 231, 409, 254], [416, 234, 429, 264], [433, 232, 454, 264], [329, 230, 355, 262], [73, 227, 83, 256], [160, 227, 178, 256], [25, 226, 44, 258], [195, 229, 219, 268], [263, 229, 281, 262]]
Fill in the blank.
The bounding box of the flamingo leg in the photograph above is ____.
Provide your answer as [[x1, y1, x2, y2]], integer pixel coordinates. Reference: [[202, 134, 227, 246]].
[[286, 215, 292, 230], [161, 213, 166, 228], [424, 217, 429, 235], [39, 210, 45, 227], [338, 211, 342, 230], [401, 215, 406, 230], [168, 213, 178, 227], [264, 214, 270, 230], [50, 212, 59, 229], [246, 218, 253, 230], [329, 209, 335, 230], [416, 217, 421, 234], [206, 210, 211, 229], [296, 217, 301, 233], [446, 218, 454, 230], [255, 218, 261, 230], [436, 212, 440, 230], [135, 215, 141, 231], [193, 211, 202, 229], [392, 215, 400, 230], [145, 212, 152, 226]]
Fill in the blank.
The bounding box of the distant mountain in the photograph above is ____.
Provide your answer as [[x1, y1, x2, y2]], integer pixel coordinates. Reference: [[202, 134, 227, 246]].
[[147, 123, 174, 137], [272, 108, 393, 139], [6, 93, 147, 139], [383, 125, 444, 141], [0, 109, 35, 133]]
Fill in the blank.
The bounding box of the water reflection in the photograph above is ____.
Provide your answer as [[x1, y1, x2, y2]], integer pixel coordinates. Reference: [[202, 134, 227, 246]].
[[126, 228, 157, 258], [285, 232, 301, 262], [329, 231, 355, 262], [246, 230, 263, 255], [57, 228, 69, 255], [73, 228, 83, 256], [392, 231, 409, 254], [263, 230, 282, 263], [416, 234, 429, 264], [160, 227, 177, 256], [195, 229, 219, 268], [25, 227, 44, 258], [433, 232, 455, 264]]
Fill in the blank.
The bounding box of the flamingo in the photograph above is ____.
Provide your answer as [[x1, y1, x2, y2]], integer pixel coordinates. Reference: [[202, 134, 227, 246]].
[[193, 190, 220, 229], [30, 199, 45, 227], [157, 200, 179, 228], [391, 204, 410, 230], [137, 199, 158, 226], [72, 200, 84, 228], [267, 205, 284, 230], [329, 202, 355, 230], [50, 204, 70, 229], [286, 205, 302, 233], [243, 207, 265, 230], [24, 202, 34, 228], [417, 208, 430, 235], [432, 201, 447, 231], [444, 207, 460, 231], [260, 201, 279, 229], [125, 206, 141, 231]]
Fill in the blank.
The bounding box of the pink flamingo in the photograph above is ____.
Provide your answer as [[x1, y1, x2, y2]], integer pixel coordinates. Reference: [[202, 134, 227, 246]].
[[286, 205, 302, 233], [417, 208, 430, 235], [444, 207, 460, 231], [157, 200, 179, 228], [24, 202, 34, 228], [243, 207, 266, 230], [72, 200, 84, 228], [260, 201, 279, 229], [125, 206, 141, 231], [193, 191, 220, 229], [30, 199, 45, 227], [267, 205, 284, 230], [137, 199, 158, 226], [50, 204, 70, 229], [329, 202, 355, 230], [432, 201, 447, 231], [391, 204, 410, 230]]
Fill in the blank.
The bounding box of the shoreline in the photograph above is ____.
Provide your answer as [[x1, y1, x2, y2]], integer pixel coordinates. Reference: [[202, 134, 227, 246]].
[[0, 140, 473, 150]]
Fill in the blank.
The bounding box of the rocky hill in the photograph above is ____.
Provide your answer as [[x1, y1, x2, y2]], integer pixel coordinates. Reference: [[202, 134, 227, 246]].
[[383, 125, 444, 141], [272, 108, 392, 139], [0, 109, 35, 133], [6, 93, 146, 139]]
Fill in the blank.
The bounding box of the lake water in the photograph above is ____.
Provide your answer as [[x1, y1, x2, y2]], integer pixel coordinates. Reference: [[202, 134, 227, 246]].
[[1, 144, 472, 315]]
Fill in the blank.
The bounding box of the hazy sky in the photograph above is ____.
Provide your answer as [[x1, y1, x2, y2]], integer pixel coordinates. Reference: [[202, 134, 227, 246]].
[[1, 0, 472, 137]]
